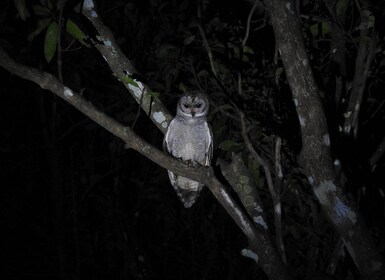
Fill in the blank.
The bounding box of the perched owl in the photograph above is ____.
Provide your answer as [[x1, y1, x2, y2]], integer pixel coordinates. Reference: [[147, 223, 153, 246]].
[[163, 91, 213, 208]]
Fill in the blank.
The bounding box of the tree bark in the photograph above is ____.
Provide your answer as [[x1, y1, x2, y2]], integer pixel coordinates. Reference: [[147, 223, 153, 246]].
[[82, 0, 172, 134], [262, 0, 385, 278]]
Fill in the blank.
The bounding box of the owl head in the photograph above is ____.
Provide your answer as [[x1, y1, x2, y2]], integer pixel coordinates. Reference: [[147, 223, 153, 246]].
[[176, 91, 209, 119]]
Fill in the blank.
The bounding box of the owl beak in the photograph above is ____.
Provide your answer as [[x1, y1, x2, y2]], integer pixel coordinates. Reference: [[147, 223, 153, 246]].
[[191, 111, 196, 117]]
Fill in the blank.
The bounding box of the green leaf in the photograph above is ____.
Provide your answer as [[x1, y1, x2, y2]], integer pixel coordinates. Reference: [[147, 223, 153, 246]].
[[309, 22, 330, 37], [178, 82, 186, 92], [309, 24, 318, 37], [321, 22, 330, 34], [121, 75, 139, 87], [66, 19, 88, 46], [14, 0, 30, 21], [275, 67, 283, 84], [148, 91, 160, 98], [44, 21, 58, 63], [28, 18, 51, 41], [243, 46, 254, 54], [209, 17, 227, 31], [242, 55, 249, 62], [209, 17, 221, 27], [183, 35, 195, 45], [47, 0, 53, 10]]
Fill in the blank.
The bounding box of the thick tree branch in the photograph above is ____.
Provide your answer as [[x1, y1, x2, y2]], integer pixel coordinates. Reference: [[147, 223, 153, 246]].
[[0, 47, 291, 280], [219, 154, 269, 233], [260, 0, 385, 278], [82, 0, 172, 134]]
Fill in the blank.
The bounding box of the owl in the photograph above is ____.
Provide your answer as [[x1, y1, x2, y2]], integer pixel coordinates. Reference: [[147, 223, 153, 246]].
[[163, 91, 213, 208]]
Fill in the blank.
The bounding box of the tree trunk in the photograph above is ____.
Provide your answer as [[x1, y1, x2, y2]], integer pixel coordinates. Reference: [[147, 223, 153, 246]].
[[262, 0, 385, 278]]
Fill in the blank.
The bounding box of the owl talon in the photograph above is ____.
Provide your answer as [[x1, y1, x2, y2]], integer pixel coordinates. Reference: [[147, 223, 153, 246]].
[[185, 159, 198, 167]]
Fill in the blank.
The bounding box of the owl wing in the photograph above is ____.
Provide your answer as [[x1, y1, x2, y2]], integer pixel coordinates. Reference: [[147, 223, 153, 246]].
[[204, 122, 213, 166], [163, 119, 175, 154], [163, 119, 179, 190]]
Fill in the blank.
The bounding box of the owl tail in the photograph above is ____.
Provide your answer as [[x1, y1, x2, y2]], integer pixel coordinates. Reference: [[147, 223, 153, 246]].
[[175, 186, 203, 208], [169, 172, 203, 208]]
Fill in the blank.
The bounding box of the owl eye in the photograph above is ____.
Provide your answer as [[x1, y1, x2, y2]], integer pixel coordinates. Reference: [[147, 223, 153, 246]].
[[196, 104, 202, 108], [183, 104, 189, 109]]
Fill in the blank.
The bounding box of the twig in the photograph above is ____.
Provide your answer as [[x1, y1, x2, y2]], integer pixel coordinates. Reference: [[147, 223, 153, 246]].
[[57, 0, 66, 83], [189, 59, 206, 93], [242, 0, 259, 50], [369, 135, 385, 171], [362, 97, 385, 126], [51, 0, 67, 142], [70, 147, 80, 278], [194, 4, 236, 101], [243, 0, 265, 14], [326, 238, 344, 275], [196, 21, 219, 79], [351, 33, 377, 138], [237, 72, 243, 96], [238, 1, 258, 97], [131, 86, 145, 130], [274, 136, 286, 264], [196, 3, 219, 80]]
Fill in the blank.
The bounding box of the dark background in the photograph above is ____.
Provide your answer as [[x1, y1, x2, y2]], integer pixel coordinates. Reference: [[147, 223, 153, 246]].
[[1, 0, 384, 279]]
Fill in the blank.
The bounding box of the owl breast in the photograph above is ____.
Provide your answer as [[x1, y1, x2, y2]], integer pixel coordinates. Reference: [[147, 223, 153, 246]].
[[169, 122, 208, 164], [180, 143, 195, 160]]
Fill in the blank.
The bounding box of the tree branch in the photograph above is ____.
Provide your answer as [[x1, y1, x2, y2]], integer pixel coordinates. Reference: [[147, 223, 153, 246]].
[[219, 154, 269, 233], [241, 0, 259, 50], [82, 0, 172, 134], [196, 18, 219, 80]]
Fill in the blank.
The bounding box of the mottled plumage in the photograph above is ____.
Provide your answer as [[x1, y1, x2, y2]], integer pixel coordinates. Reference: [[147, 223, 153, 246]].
[[163, 91, 213, 208]]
